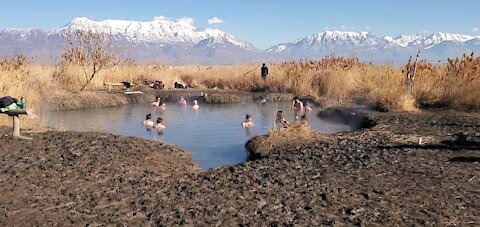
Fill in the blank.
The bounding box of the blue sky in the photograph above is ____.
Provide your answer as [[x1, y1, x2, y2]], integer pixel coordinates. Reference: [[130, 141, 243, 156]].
[[1, 0, 479, 49]]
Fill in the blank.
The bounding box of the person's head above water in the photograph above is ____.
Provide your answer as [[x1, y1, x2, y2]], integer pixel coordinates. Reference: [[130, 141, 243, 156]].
[[146, 113, 152, 120], [157, 117, 163, 124], [242, 114, 254, 127], [193, 100, 198, 105]]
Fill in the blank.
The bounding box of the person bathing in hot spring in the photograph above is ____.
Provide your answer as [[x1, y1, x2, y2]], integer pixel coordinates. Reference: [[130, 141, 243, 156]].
[[241, 114, 254, 128], [143, 113, 154, 128]]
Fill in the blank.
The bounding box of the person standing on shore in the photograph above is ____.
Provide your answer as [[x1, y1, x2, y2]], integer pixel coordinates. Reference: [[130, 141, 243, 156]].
[[261, 63, 269, 80]]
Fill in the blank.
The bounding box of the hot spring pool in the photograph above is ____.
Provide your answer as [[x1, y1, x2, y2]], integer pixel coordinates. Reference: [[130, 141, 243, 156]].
[[42, 102, 353, 169]]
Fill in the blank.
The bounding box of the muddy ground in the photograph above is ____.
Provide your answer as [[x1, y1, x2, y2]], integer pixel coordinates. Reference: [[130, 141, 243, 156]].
[[0, 130, 199, 226], [0, 109, 479, 226]]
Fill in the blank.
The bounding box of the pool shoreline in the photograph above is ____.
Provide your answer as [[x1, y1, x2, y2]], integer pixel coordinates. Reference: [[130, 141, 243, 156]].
[[47, 88, 300, 111], [42, 101, 354, 169]]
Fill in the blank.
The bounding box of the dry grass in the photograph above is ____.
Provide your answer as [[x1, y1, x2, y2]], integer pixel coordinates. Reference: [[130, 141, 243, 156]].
[[246, 124, 328, 158], [414, 53, 480, 109], [1, 53, 479, 126], [0, 56, 54, 128], [355, 66, 416, 111]]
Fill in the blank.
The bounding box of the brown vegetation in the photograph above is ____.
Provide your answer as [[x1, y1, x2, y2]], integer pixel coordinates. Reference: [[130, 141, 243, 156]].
[[246, 124, 329, 159], [1, 53, 479, 126], [414, 53, 480, 109]]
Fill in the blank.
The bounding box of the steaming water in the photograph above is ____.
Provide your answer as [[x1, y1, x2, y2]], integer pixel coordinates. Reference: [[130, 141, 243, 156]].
[[42, 102, 352, 169]]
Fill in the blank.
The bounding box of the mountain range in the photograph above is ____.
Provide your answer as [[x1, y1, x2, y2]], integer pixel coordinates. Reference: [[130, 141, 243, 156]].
[[1, 17, 479, 64]]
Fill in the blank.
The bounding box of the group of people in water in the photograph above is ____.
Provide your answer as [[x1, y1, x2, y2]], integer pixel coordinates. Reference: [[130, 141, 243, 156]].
[[144, 95, 200, 131], [142, 113, 166, 130], [241, 96, 312, 128], [145, 94, 312, 133]]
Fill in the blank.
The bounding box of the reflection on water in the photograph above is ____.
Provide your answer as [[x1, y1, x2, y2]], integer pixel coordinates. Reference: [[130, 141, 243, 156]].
[[42, 102, 352, 169]]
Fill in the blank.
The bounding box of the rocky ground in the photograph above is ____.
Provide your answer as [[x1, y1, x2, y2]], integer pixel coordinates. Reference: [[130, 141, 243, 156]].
[[0, 109, 479, 226]]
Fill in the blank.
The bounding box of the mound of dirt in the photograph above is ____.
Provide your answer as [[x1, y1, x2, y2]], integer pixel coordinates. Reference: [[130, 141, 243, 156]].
[[1, 110, 479, 225], [0, 129, 199, 226]]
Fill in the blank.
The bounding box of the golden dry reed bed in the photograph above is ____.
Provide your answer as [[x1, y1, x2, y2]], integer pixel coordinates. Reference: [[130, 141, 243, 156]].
[[1, 53, 479, 126]]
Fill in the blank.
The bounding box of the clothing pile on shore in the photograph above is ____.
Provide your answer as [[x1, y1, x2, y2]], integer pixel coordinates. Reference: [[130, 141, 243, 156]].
[[0, 96, 24, 113]]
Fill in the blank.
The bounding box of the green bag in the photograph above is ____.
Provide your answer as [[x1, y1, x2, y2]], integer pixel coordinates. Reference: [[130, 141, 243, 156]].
[[0, 103, 19, 113]]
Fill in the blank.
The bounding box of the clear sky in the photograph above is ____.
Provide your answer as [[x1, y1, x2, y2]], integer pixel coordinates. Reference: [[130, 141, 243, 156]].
[[1, 0, 479, 49]]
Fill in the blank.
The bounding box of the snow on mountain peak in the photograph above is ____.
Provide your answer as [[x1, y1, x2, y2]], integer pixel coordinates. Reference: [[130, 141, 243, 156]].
[[423, 32, 474, 46], [323, 30, 364, 37], [2, 19, 479, 64], [319, 30, 380, 46], [267, 30, 479, 54], [266, 30, 382, 53], [383, 36, 394, 42], [53, 16, 252, 49], [70, 17, 93, 24], [390, 32, 474, 47]]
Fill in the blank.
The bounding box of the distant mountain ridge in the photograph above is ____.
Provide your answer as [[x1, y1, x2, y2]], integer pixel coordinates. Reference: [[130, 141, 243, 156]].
[[267, 30, 480, 63], [0, 17, 479, 64]]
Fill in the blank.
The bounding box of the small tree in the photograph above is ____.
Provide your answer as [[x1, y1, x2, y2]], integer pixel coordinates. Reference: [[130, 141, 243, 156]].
[[63, 30, 119, 91]]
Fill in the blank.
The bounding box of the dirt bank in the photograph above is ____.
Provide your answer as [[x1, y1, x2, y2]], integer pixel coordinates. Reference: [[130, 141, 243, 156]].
[[1, 110, 479, 225], [149, 110, 479, 226], [0, 129, 199, 226], [47, 88, 295, 111]]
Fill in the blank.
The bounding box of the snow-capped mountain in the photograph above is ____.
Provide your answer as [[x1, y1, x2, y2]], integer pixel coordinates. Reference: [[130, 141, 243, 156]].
[[0, 17, 258, 64], [387, 32, 474, 48], [267, 31, 386, 53], [55, 17, 255, 49], [267, 31, 480, 63], [0, 17, 479, 64]]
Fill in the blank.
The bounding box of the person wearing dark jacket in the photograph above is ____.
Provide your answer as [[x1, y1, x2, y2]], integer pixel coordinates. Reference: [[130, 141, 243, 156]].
[[261, 63, 269, 79], [174, 82, 185, 89]]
